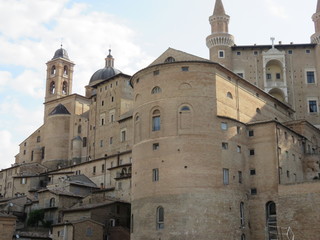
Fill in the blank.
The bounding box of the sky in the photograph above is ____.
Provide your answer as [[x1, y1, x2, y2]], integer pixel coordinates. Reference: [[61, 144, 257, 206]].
[[0, 0, 317, 169]]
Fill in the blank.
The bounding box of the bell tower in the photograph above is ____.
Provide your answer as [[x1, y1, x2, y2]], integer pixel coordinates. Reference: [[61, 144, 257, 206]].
[[206, 0, 234, 69], [45, 46, 75, 103]]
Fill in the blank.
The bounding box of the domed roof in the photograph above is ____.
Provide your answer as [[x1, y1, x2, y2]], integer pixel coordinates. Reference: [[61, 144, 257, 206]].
[[89, 50, 121, 84], [52, 47, 70, 60], [89, 67, 121, 84], [49, 104, 70, 116]]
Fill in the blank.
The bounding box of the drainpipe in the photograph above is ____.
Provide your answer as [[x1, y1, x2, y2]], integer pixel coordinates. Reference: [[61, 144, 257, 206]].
[[276, 123, 281, 184]]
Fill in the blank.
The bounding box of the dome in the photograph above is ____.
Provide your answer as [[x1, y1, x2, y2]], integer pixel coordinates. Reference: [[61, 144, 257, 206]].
[[89, 66, 121, 84], [52, 48, 70, 60]]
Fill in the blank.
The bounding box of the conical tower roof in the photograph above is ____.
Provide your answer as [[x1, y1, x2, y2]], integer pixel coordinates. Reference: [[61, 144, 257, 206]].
[[213, 0, 226, 15]]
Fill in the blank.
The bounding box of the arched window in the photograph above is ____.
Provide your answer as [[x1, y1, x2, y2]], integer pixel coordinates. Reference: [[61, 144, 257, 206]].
[[121, 168, 127, 175], [62, 81, 68, 94], [49, 197, 55, 207], [180, 106, 190, 111], [227, 92, 233, 99], [63, 66, 68, 75], [164, 57, 175, 63], [51, 65, 56, 75], [156, 206, 164, 230], [78, 125, 82, 134], [151, 86, 162, 94], [266, 201, 277, 240], [241, 234, 246, 240], [152, 110, 161, 131], [50, 81, 55, 94], [240, 202, 245, 227]]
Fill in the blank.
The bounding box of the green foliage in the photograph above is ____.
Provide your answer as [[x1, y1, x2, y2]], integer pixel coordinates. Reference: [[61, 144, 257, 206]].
[[27, 209, 45, 227]]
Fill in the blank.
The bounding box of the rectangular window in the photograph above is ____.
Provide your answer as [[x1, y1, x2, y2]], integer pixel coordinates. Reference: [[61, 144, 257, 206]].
[[238, 171, 242, 184], [83, 137, 87, 147], [249, 149, 255, 156], [288, 50, 293, 54], [110, 137, 113, 145], [250, 188, 257, 195], [152, 116, 161, 131], [250, 169, 256, 175], [100, 140, 103, 147], [223, 168, 229, 185], [308, 100, 317, 113], [152, 168, 159, 182], [102, 164, 105, 172], [21, 178, 26, 184], [248, 130, 254, 137], [93, 166, 96, 174], [306, 49, 311, 54], [218, 50, 225, 58], [153, 143, 160, 150], [222, 142, 228, 150], [181, 67, 189, 72], [307, 71, 315, 84], [254, 51, 258, 55], [86, 228, 93, 236], [154, 70, 160, 76], [266, 73, 272, 80], [221, 122, 228, 130], [121, 130, 126, 142], [236, 51, 241, 55], [276, 73, 281, 79], [237, 126, 241, 134]]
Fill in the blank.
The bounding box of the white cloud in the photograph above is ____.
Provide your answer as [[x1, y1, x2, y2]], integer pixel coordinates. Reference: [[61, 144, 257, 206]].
[[0, 130, 18, 169], [265, 0, 288, 19]]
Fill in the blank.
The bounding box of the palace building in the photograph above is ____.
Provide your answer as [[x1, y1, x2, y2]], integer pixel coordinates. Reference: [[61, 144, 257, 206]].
[[1, 0, 320, 239]]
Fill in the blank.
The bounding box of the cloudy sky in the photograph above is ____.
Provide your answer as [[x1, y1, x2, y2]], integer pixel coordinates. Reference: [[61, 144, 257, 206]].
[[0, 0, 317, 169]]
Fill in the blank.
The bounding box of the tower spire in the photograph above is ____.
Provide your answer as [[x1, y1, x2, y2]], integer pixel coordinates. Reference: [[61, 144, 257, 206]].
[[105, 49, 114, 68], [311, 0, 320, 43], [206, 0, 234, 69], [213, 0, 226, 15]]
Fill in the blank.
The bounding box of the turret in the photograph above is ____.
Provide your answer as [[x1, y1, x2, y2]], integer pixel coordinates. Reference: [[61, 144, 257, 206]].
[[206, 0, 234, 69], [311, 0, 320, 43]]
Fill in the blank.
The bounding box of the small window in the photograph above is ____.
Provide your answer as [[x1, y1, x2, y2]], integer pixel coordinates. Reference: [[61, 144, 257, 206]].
[[151, 86, 162, 94], [306, 49, 311, 54], [223, 168, 229, 185], [152, 168, 159, 182], [237, 73, 244, 78], [156, 206, 164, 230], [241, 234, 246, 240], [218, 50, 225, 58], [37, 136, 41, 142], [180, 106, 190, 111], [254, 51, 258, 55], [288, 50, 293, 54], [21, 178, 26, 185], [51, 65, 56, 75], [154, 70, 160, 76], [181, 67, 189, 72], [86, 228, 93, 236], [101, 100, 104, 106], [266, 73, 272, 80], [256, 108, 261, 114], [250, 188, 257, 195], [237, 126, 241, 134], [63, 66, 68, 75], [308, 100, 318, 113], [110, 137, 113, 145], [248, 130, 254, 137], [227, 92, 233, 99], [102, 164, 105, 172], [222, 142, 228, 150], [49, 198, 55, 207], [83, 137, 87, 147], [240, 202, 245, 226], [237, 145, 241, 153], [111, 96, 114, 102], [250, 169, 256, 175], [164, 57, 175, 63], [238, 171, 242, 184], [307, 71, 315, 84], [221, 122, 228, 130], [153, 143, 160, 150], [121, 130, 126, 142], [100, 140, 103, 147], [93, 166, 96, 173], [236, 51, 241, 56], [249, 149, 255, 156], [276, 73, 281, 79], [286, 170, 290, 178]]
